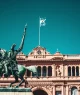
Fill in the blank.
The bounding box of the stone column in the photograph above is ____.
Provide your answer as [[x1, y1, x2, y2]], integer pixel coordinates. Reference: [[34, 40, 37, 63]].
[[66, 85, 69, 95], [71, 66, 72, 76], [41, 66, 43, 77], [79, 66, 80, 76], [75, 66, 76, 76], [53, 86, 55, 95], [78, 90, 80, 95], [62, 64, 64, 77], [65, 65, 68, 76], [62, 85, 64, 95], [69, 89, 71, 95], [46, 66, 48, 77], [52, 64, 55, 77], [63, 65, 65, 77]]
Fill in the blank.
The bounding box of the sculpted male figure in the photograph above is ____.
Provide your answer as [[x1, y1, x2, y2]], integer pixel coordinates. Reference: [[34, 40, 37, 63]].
[[4, 25, 27, 77], [0, 24, 39, 87]]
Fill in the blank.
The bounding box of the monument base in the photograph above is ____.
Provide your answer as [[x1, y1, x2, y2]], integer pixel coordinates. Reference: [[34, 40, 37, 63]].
[[0, 88, 33, 95]]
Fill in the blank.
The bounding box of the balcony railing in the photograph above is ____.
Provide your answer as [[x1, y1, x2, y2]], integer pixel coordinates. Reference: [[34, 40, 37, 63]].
[[0, 76, 80, 81]]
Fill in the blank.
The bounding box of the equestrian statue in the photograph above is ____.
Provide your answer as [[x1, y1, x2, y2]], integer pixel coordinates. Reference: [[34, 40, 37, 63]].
[[0, 24, 38, 88]]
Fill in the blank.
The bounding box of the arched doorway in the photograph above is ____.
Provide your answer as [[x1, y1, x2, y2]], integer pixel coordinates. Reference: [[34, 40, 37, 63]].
[[33, 89, 48, 95], [71, 87, 78, 95]]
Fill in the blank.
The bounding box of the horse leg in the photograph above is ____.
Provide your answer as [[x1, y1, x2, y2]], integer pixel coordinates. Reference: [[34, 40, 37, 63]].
[[15, 76, 25, 88], [9, 76, 19, 87], [4, 64, 8, 77]]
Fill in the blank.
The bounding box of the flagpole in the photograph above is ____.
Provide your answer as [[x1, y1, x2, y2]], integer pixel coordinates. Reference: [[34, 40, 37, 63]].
[[39, 17, 40, 46]]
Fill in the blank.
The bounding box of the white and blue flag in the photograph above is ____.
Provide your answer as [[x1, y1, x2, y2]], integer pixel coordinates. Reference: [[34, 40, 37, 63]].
[[40, 18, 46, 27]]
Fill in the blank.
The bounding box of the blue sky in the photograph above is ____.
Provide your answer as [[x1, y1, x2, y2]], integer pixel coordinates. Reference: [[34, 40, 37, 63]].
[[0, 0, 80, 55]]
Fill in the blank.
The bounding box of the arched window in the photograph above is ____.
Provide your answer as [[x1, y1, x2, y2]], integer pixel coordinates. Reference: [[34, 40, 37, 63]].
[[76, 66, 79, 76], [71, 87, 78, 95], [72, 66, 75, 76], [42, 66, 46, 77], [68, 67, 71, 76], [37, 66, 41, 76], [48, 66, 52, 76], [33, 89, 48, 95]]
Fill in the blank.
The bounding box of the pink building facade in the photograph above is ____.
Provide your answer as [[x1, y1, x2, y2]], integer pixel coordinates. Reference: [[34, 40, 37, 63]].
[[0, 46, 80, 95]]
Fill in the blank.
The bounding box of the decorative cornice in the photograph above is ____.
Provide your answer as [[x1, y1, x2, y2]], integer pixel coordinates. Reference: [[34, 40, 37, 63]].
[[50, 57, 63, 61]]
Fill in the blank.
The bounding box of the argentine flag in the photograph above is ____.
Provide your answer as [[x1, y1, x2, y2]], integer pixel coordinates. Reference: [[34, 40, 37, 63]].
[[40, 18, 46, 27]]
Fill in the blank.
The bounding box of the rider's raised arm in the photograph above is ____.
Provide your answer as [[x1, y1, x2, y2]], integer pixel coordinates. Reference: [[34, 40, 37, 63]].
[[17, 24, 27, 52]]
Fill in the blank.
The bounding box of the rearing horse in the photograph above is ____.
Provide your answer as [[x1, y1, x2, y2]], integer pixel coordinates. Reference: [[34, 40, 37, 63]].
[[0, 58, 38, 88], [0, 48, 38, 88]]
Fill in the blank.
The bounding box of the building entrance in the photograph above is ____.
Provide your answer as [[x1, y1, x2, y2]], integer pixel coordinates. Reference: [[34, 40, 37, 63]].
[[33, 89, 48, 95]]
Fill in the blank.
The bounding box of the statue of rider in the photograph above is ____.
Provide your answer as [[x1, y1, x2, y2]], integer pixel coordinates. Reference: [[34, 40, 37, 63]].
[[4, 24, 27, 77]]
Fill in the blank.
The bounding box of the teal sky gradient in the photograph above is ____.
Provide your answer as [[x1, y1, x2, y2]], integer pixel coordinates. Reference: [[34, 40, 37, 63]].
[[0, 0, 80, 55]]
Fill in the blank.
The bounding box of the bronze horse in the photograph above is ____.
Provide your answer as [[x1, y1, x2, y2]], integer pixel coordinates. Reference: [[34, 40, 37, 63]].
[[0, 49, 38, 88]]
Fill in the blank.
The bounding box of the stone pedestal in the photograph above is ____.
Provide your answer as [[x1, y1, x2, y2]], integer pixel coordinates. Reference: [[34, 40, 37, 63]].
[[0, 88, 33, 95]]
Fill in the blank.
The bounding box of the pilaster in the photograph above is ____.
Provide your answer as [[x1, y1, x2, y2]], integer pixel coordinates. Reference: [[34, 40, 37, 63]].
[[79, 65, 80, 76], [78, 90, 80, 95], [71, 66, 72, 76], [53, 86, 55, 95], [66, 85, 69, 95], [41, 66, 43, 77], [52, 64, 55, 76], [65, 65, 68, 76], [46, 66, 48, 77], [62, 85, 64, 95], [69, 89, 71, 95]]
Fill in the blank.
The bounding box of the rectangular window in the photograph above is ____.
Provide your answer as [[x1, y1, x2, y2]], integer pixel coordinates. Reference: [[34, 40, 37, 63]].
[[56, 91, 61, 95]]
